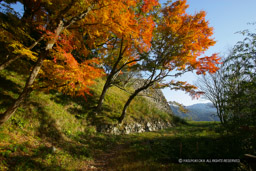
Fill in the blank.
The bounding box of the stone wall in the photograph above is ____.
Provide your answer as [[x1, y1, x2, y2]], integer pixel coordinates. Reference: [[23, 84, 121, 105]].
[[97, 119, 173, 135]]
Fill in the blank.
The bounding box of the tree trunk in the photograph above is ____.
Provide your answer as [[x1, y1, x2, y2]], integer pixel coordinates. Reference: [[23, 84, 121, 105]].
[[0, 52, 45, 125], [95, 38, 126, 112], [0, 55, 21, 71], [118, 85, 150, 124], [0, 20, 64, 126], [0, 5, 95, 125], [216, 105, 224, 124], [96, 79, 112, 112]]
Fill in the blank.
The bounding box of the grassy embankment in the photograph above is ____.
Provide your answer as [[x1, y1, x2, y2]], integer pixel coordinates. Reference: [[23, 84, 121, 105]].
[[0, 62, 174, 170]]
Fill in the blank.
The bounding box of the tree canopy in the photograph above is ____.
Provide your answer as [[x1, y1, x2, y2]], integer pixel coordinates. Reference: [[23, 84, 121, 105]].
[[0, 0, 220, 125], [118, 0, 221, 123]]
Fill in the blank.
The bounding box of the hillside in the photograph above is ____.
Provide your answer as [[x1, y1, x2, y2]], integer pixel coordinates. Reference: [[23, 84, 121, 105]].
[[170, 103, 219, 121], [0, 65, 176, 170], [1, 1, 256, 170], [0, 56, 250, 171]]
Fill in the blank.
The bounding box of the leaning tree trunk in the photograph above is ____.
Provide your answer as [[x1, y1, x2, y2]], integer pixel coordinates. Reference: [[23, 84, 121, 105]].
[[96, 78, 112, 112], [118, 85, 151, 124], [0, 20, 65, 126], [0, 55, 22, 71], [0, 52, 45, 125], [96, 71, 121, 112], [0, 3, 94, 125], [95, 39, 126, 112]]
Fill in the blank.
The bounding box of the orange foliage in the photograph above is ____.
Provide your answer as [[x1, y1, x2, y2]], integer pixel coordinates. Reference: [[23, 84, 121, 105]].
[[35, 0, 159, 98], [196, 53, 221, 74], [92, 0, 158, 74], [147, 0, 221, 99], [80, 0, 158, 52], [7, 0, 219, 100], [157, 0, 220, 73], [38, 32, 104, 98], [169, 80, 204, 99]]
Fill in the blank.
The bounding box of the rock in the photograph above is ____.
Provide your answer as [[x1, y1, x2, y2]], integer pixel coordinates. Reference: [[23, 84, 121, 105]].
[[138, 127, 144, 133], [90, 166, 96, 169], [124, 125, 131, 134], [146, 122, 152, 131], [50, 146, 57, 153], [97, 118, 173, 135], [112, 127, 120, 135]]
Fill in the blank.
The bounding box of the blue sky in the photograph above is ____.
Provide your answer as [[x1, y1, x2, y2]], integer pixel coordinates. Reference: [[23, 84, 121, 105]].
[[161, 0, 256, 106]]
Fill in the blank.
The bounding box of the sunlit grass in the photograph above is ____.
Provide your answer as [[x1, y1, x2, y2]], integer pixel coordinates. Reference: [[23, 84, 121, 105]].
[[0, 67, 173, 170]]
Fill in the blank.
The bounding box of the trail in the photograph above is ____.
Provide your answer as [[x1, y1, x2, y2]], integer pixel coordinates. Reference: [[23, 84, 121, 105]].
[[83, 142, 129, 170]]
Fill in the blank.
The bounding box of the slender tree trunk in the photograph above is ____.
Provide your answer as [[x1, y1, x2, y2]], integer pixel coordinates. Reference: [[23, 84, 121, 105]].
[[95, 69, 126, 112], [216, 104, 224, 124], [118, 85, 151, 124], [0, 5, 94, 125], [0, 20, 64, 126], [96, 78, 112, 112], [0, 55, 20, 71], [95, 38, 127, 112], [0, 52, 45, 125], [95, 69, 123, 112]]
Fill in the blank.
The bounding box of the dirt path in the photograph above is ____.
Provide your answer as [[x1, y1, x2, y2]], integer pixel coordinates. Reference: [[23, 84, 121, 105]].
[[84, 143, 129, 170]]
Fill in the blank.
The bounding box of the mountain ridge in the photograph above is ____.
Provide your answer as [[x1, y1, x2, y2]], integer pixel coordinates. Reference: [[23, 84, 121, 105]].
[[170, 102, 219, 121]]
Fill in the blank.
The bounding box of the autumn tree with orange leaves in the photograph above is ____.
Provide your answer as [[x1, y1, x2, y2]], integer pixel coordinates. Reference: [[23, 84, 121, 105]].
[[118, 0, 221, 123], [0, 0, 158, 125], [0, 0, 221, 126], [95, 1, 158, 112]]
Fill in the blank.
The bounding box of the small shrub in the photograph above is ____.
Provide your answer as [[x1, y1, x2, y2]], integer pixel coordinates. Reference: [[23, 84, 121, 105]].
[[172, 115, 187, 125]]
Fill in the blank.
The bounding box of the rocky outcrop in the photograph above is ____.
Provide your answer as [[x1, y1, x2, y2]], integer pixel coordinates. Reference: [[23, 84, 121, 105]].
[[132, 79, 172, 114], [97, 119, 173, 135]]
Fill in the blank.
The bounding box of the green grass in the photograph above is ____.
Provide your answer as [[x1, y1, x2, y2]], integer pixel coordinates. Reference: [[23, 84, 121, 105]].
[[0, 62, 251, 170], [0, 63, 173, 170], [105, 121, 249, 171], [88, 78, 172, 125]]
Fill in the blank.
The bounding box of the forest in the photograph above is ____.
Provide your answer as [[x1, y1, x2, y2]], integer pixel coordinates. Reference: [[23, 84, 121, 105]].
[[0, 0, 255, 170]]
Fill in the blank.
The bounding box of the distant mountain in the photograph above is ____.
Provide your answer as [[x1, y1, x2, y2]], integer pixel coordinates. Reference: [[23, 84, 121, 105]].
[[170, 103, 219, 121]]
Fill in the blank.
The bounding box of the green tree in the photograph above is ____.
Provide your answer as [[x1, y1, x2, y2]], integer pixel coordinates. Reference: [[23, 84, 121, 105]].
[[197, 29, 256, 128], [224, 30, 256, 127]]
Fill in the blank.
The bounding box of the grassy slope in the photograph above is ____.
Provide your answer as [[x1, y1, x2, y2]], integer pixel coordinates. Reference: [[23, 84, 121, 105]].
[[0, 66, 173, 170]]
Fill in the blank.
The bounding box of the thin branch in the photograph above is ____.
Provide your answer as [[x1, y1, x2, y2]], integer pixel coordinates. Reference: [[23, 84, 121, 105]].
[[113, 58, 141, 75], [113, 84, 156, 98], [0, 35, 45, 70]]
